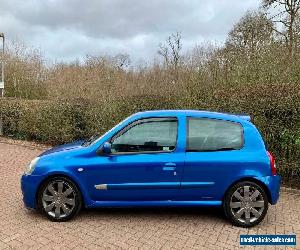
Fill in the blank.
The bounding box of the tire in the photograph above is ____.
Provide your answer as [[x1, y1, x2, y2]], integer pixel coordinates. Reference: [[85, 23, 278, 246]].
[[223, 181, 268, 227], [37, 176, 82, 222]]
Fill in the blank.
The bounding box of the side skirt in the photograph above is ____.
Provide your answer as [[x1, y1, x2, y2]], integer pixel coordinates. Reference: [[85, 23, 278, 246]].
[[87, 200, 222, 208]]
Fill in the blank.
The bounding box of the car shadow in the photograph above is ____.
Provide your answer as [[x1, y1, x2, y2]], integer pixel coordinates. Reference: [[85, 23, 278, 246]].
[[24, 205, 228, 224], [78, 206, 227, 222]]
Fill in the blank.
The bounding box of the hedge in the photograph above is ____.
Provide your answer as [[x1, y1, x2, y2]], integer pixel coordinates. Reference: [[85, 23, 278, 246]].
[[0, 85, 299, 187]]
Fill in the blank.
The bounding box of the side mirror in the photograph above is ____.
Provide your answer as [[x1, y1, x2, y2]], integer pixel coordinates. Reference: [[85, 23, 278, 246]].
[[97, 142, 112, 155]]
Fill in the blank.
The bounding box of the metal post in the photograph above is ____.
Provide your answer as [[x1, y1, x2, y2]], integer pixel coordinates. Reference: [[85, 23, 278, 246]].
[[0, 33, 4, 136], [0, 33, 4, 97]]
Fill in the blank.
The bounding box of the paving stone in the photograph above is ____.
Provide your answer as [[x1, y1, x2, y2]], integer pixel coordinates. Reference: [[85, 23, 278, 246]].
[[0, 141, 299, 249]]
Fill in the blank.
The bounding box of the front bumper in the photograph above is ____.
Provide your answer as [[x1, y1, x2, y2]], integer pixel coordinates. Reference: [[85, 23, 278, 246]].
[[256, 175, 281, 205], [21, 174, 44, 209]]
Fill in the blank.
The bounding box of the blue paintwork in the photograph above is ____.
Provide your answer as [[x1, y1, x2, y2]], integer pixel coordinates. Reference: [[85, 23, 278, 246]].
[[89, 200, 222, 208], [39, 139, 85, 157], [20, 110, 281, 210]]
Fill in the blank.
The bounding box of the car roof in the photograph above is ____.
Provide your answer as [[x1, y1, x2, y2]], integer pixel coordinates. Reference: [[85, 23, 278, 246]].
[[133, 110, 251, 123]]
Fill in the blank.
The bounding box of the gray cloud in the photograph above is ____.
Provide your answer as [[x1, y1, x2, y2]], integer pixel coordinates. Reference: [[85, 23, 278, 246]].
[[0, 0, 261, 63]]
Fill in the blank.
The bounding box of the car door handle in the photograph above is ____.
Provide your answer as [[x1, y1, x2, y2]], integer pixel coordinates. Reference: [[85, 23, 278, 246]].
[[163, 162, 176, 171], [165, 162, 176, 167]]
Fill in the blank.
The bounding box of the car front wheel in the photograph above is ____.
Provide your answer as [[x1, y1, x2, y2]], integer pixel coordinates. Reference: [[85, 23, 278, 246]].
[[223, 181, 268, 227], [37, 176, 82, 221]]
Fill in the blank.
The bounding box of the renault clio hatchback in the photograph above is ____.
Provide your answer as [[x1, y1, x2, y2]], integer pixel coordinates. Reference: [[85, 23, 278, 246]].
[[21, 110, 280, 227]]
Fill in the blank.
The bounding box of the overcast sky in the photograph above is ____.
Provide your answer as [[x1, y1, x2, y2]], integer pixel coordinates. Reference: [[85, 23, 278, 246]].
[[0, 0, 261, 63]]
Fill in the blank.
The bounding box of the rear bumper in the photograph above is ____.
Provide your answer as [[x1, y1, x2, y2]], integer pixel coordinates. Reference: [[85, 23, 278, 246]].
[[256, 175, 281, 205], [21, 174, 43, 209]]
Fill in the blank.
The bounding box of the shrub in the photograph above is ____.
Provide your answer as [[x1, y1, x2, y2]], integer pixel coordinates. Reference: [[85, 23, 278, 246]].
[[0, 82, 299, 186], [0, 99, 82, 144], [1, 35, 300, 187]]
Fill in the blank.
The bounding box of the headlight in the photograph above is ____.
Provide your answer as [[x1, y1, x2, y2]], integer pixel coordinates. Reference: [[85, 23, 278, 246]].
[[25, 157, 40, 175]]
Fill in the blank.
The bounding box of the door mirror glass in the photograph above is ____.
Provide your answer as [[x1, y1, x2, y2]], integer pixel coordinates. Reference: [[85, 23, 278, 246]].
[[99, 142, 111, 155]]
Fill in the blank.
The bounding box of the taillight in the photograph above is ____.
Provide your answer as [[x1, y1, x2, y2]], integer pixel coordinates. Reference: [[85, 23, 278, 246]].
[[267, 151, 276, 176]]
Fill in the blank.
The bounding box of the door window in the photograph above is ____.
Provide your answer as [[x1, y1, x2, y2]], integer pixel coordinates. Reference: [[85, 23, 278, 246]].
[[187, 118, 243, 151], [111, 118, 178, 153]]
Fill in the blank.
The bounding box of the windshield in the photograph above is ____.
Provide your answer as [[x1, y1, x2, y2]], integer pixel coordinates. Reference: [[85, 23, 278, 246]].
[[81, 116, 132, 147], [81, 133, 101, 147]]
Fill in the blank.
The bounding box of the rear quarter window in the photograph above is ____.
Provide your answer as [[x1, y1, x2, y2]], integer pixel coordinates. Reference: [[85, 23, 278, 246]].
[[187, 118, 244, 151]]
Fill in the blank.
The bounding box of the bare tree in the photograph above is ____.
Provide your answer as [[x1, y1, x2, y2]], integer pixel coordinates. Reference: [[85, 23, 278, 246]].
[[113, 53, 131, 69], [226, 11, 274, 54], [263, 0, 300, 54], [158, 43, 169, 65], [158, 32, 182, 69]]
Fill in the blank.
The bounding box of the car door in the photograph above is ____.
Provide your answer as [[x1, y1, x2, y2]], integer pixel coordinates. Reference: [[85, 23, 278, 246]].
[[83, 117, 185, 201], [178, 117, 245, 202]]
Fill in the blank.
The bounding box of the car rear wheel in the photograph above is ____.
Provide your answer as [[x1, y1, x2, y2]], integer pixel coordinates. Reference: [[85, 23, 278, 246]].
[[223, 181, 268, 227], [37, 176, 82, 221]]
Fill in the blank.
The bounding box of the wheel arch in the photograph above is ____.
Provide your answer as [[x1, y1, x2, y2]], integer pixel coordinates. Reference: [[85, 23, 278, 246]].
[[35, 173, 86, 208], [223, 177, 272, 204]]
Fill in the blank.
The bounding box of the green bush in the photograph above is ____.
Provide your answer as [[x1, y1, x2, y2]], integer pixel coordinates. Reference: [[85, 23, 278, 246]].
[[0, 99, 81, 144], [0, 87, 299, 186], [0, 95, 179, 144]]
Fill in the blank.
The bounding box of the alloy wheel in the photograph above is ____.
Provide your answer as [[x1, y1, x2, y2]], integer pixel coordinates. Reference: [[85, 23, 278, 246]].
[[42, 180, 76, 219], [229, 185, 265, 224]]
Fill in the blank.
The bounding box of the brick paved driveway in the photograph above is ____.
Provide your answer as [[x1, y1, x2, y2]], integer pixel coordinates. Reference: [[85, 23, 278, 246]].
[[0, 141, 299, 250]]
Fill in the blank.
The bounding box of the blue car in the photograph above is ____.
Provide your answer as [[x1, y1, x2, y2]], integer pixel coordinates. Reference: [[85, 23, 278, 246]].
[[21, 110, 280, 227]]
